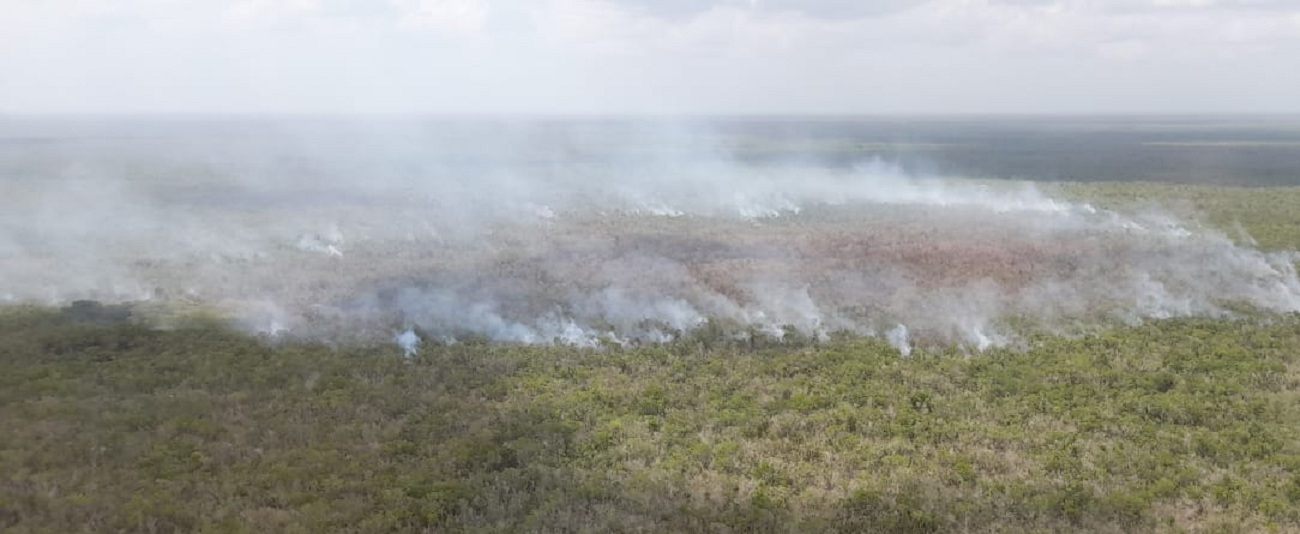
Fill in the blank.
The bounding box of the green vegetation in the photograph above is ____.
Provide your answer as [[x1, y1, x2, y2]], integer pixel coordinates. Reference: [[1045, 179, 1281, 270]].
[[1052, 182, 1300, 251], [6, 182, 1300, 533], [4, 304, 1300, 533]]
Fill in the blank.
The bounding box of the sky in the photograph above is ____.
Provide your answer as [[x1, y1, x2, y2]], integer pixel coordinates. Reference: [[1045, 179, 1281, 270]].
[[2, 0, 1299, 115]]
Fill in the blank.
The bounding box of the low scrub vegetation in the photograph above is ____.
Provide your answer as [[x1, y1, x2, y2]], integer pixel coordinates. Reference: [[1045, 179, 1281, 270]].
[[1053, 182, 1300, 252], [4, 303, 1300, 532]]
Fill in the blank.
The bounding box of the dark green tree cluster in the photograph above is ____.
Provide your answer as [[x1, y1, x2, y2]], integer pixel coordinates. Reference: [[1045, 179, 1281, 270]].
[[4, 303, 1300, 532]]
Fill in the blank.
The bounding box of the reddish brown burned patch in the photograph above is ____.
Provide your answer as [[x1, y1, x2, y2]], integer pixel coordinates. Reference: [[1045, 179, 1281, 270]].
[[373, 210, 1119, 323], [685, 261, 761, 305], [169, 202, 1253, 342], [796, 230, 1103, 291], [530, 210, 1119, 297]]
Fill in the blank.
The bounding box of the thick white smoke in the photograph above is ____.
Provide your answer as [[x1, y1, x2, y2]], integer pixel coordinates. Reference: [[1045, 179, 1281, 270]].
[[2, 119, 1298, 353]]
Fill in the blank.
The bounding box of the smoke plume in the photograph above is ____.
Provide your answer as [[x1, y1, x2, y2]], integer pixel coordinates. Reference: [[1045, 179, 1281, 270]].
[[3, 118, 1298, 353]]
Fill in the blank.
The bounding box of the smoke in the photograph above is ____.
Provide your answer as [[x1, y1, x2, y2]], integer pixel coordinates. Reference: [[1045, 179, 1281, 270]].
[[395, 329, 421, 358], [2, 118, 1299, 353], [886, 324, 911, 357]]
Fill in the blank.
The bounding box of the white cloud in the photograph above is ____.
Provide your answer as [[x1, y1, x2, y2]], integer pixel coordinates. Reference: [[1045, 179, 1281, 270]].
[[226, 0, 322, 26], [392, 0, 490, 36], [0, 0, 1297, 113]]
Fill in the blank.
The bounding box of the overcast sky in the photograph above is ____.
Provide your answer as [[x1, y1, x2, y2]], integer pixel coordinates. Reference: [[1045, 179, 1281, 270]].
[[2, 0, 1298, 115]]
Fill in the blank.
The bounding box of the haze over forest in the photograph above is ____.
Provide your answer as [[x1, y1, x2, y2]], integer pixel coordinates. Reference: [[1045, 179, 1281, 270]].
[[8, 2, 1300, 533], [5, 1, 1300, 350]]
